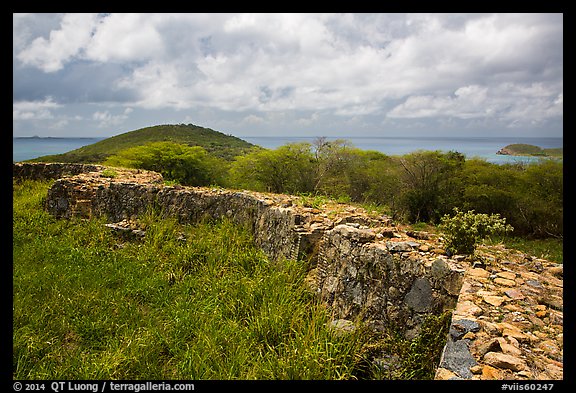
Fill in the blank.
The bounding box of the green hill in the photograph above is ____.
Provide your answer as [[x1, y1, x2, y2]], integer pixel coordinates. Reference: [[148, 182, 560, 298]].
[[28, 124, 259, 163]]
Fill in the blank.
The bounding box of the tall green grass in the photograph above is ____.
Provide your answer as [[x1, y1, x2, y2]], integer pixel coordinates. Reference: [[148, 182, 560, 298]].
[[13, 180, 370, 380]]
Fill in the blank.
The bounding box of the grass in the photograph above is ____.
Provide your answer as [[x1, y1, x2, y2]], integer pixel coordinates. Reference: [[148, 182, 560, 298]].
[[13, 180, 370, 380], [486, 235, 563, 264]]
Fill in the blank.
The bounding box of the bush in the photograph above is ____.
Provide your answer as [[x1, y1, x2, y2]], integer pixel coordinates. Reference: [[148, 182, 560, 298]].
[[440, 208, 513, 255]]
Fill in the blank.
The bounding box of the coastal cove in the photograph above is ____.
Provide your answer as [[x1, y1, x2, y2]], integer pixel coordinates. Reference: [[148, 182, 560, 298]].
[[13, 135, 563, 164]]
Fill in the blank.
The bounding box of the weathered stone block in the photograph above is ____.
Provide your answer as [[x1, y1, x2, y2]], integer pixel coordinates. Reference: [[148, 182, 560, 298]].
[[404, 278, 433, 312]]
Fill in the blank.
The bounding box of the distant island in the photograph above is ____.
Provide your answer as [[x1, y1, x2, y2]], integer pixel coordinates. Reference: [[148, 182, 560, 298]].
[[496, 143, 563, 158]]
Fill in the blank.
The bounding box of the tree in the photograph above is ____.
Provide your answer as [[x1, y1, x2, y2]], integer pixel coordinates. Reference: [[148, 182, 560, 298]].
[[228, 143, 315, 194], [104, 141, 226, 186], [396, 150, 465, 223], [459, 158, 563, 238], [514, 159, 563, 238], [311, 138, 351, 194], [460, 158, 518, 215]]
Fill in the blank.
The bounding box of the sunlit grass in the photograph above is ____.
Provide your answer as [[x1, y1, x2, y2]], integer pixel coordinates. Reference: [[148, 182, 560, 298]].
[[13, 180, 369, 380]]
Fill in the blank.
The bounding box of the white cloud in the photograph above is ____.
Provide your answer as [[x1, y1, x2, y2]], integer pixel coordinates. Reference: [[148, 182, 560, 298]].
[[92, 107, 132, 128], [49, 119, 70, 129], [242, 114, 266, 125], [387, 82, 563, 126], [13, 13, 563, 136], [13, 97, 61, 120], [17, 13, 99, 72], [85, 13, 165, 62], [296, 112, 321, 126], [387, 85, 491, 119]]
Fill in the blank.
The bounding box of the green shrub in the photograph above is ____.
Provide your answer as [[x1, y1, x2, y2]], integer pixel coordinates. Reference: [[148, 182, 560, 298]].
[[440, 208, 513, 255], [100, 168, 118, 178]]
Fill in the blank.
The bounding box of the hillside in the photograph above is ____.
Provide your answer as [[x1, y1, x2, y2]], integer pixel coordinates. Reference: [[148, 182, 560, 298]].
[[28, 124, 258, 163], [496, 143, 563, 158]]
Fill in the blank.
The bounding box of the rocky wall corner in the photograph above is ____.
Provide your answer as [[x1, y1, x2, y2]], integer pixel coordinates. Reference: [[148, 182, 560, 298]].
[[313, 224, 464, 338]]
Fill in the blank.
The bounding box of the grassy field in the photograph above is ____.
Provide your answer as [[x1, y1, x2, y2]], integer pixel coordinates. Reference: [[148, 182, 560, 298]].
[[13, 179, 459, 380], [13, 180, 372, 380], [487, 235, 563, 264]]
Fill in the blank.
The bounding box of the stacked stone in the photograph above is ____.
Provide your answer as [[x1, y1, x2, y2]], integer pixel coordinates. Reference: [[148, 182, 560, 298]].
[[435, 246, 563, 380], [13, 162, 104, 181]]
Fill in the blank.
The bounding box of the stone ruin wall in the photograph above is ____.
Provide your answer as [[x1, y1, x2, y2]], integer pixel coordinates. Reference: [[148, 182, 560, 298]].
[[13, 163, 563, 380]]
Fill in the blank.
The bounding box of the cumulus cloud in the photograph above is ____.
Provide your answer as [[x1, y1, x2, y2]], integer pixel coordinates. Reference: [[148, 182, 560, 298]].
[[17, 13, 100, 72], [13, 13, 563, 136], [85, 14, 166, 62], [13, 97, 61, 120], [92, 107, 133, 128], [387, 82, 563, 127]]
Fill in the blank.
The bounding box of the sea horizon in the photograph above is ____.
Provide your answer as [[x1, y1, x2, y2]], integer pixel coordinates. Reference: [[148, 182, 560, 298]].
[[13, 134, 563, 164]]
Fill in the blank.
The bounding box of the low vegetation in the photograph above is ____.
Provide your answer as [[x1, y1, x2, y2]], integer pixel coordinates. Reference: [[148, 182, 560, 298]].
[[24, 125, 563, 241], [13, 180, 363, 379], [97, 137, 561, 240], [104, 141, 227, 186], [440, 208, 514, 255], [14, 125, 563, 380]]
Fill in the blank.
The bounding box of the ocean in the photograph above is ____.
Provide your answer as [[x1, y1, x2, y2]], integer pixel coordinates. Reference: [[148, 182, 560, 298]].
[[13, 135, 562, 165], [13, 137, 105, 163]]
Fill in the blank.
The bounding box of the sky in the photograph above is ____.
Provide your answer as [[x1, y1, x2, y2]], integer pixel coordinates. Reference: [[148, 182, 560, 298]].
[[13, 13, 563, 139]]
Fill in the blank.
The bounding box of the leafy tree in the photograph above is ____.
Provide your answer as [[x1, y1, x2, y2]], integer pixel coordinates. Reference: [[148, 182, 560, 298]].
[[311, 138, 354, 195], [459, 158, 520, 220], [307, 138, 395, 205], [104, 141, 226, 186], [459, 158, 563, 238], [396, 150, 465, 223], [228, 143, 315, 194], [345, 149, 393, 203], [361, 155, 400, 210], [514, 159, 563, 238]]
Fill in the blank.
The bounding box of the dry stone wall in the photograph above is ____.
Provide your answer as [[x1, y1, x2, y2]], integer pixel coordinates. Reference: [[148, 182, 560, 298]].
[[13, 162, 105, 181], [314, 224, 464, 338], [37, 164, 463, 337], [13, 163, 563, 380]]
